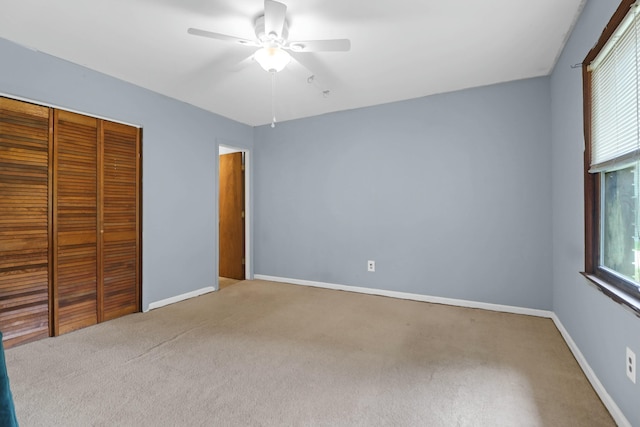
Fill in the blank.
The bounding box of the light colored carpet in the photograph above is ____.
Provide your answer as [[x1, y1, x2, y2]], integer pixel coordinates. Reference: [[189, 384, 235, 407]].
[[5, 280, 613, 426], [218, 277, 242, 290]]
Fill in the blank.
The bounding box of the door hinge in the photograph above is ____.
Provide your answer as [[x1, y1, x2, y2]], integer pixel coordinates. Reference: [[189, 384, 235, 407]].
[[241, 211, 245, 219], [242, 258, 245, 265]]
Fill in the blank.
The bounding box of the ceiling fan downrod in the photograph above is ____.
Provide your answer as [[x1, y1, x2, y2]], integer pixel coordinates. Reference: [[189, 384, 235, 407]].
[[271, 71, 277, 128]]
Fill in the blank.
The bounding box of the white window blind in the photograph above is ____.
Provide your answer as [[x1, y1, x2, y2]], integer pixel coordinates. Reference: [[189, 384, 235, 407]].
[[590, 4, 640, 172]]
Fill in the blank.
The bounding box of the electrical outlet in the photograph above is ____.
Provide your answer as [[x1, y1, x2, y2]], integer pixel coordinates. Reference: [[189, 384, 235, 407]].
[[627, 347, 636, 384], [367, 260, 375, 272]]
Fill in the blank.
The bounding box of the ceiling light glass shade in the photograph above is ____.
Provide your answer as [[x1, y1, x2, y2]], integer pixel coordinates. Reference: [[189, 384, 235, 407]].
[[254, 47, 291, 72]]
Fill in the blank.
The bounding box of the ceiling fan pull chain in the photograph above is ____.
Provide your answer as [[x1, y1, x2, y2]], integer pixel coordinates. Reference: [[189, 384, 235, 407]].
[[271, 71, 277, 128]]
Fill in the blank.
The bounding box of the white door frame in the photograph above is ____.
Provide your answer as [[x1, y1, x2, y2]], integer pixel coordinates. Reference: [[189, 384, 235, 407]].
[[218, 144, 251, 284]]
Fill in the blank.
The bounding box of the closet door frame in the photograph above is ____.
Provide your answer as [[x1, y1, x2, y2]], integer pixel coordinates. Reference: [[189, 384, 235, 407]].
[[47, 110, 54, 337], [135, 129, 142, 314]]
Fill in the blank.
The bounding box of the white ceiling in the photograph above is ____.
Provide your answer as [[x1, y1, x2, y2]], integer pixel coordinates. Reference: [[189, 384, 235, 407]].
[[0, 0, 585, 127]]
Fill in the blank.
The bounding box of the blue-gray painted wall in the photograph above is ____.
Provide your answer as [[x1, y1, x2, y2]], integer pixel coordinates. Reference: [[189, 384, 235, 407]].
[[0, 37, 254, 309], [3, 1, 640, 420], [551, 0, 640, 424], [254, 77, 553, 310]]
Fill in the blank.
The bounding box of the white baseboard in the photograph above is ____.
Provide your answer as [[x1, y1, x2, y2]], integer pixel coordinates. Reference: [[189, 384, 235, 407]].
[[255, 275, 630, 426], [551, 314, 631, 427], [253, 275, 553, 318], [143, 276, 630, 425], [145, 286, 216, 312]]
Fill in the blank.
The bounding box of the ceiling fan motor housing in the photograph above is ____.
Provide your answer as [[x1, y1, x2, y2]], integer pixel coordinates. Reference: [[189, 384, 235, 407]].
[[254, 15, 289, 44]]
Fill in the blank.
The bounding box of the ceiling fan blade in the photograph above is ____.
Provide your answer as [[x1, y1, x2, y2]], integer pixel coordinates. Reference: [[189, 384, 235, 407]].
[[286, 39, 351, 52], [264, 0, 287, 39], [187, 28, 258, 47]]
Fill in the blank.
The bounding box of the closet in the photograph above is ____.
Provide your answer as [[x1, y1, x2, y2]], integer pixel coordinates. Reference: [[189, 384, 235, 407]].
[[0, 97, 141, 348]]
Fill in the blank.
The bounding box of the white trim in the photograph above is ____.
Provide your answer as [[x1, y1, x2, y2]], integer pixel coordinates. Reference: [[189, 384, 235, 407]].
[[254, 275, 630, 425], [551, 314, 632, 427], [244, 150, 252, 280], [217, 141, 252, 280], [219, 146, 242, 155], [145, 286, 215, 311], [145, 275, 629, 425], [253, 275, 553, 318]]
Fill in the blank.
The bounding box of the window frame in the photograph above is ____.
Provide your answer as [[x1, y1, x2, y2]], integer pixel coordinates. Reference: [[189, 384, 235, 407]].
[[582, 0, 640, 317]]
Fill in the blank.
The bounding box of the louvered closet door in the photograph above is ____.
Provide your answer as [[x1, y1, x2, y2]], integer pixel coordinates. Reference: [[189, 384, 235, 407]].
[[100, 121, 140, 321], [53, 110, 98, 335], [0, 98, 52, 347]]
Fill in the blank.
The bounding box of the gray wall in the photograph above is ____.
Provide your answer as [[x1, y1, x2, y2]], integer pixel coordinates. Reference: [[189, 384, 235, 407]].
[[0, 37, 254, 309], [254, 77, 553, 310], [4, 5, 637, 421], [551, 0, 640, 424]]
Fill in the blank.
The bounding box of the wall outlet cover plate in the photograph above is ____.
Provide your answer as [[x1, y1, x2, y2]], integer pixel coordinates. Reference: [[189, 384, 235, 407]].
[[627, 347, 636, 384]]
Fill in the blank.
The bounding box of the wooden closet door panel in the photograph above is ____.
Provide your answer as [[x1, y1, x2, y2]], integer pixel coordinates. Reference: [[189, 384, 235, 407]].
[[101, 121, 139, 321], [0, 97, 51, 347], [54, 110, 98, 335]]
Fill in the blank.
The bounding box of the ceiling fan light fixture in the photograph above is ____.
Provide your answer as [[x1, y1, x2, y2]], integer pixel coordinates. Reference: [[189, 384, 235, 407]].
[[254, 46, 291, 72]]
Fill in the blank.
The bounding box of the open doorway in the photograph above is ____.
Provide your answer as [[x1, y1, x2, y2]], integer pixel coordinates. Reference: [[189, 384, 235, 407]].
[[218, 145, 250, 290]]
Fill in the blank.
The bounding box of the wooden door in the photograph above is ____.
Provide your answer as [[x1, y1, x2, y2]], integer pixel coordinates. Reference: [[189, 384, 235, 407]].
[[219, 152, 245, 280], [1, 97, 141, 343], [53, 110, 98, 335], [100, 121, 140, 321], [0, 98, 52, 348]]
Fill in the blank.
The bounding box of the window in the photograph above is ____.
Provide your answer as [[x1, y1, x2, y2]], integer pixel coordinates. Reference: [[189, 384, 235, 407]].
[[583, 0, 640, 314]]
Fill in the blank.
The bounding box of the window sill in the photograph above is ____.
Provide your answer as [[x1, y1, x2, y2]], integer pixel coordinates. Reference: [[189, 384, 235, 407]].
[[581, 272, 640, 318]]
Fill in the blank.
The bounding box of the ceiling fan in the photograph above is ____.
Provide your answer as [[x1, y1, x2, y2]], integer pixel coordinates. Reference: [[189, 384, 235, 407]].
[[187, 0, 351, 73]]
